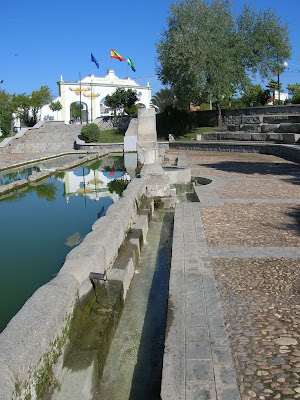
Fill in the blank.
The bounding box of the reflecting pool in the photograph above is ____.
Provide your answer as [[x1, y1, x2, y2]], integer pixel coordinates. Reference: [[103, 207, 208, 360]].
[[0, 155, 130, 332]]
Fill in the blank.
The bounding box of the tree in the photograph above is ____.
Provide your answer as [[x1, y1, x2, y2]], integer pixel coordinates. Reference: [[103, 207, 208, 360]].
[[151, 88, 176, 113], [0, 90, 13, 136], [242, 84, 270, 107], [70, 102, 82, 121], [30, 85, 52, 125], [49, 100, 62, 119], [287, 83, 300, 104], [104, 88, 138, 115], [266, 79, 282, 104], [156, 0, 291, 125]]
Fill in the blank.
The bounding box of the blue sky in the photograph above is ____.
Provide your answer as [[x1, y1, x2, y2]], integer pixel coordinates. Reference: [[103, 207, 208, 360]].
[[0, 0, 299, 99]]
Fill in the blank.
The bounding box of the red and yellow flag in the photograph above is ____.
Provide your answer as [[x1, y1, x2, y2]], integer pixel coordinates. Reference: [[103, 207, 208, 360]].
[[110, 48, 126, 62]]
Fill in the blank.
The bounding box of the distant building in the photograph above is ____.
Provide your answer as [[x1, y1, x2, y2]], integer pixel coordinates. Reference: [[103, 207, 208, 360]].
[[40, 69, 151, 124], [268, 90, 289, 105]]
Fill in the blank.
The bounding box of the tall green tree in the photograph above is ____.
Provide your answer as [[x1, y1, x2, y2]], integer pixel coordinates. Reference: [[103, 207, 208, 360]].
[[0, 90, 13, 136], [30, 85, 52, 125], [104, 88, 138, 115], [287, 83, 300, 104], [156, 0, 291, 125], [241, 84, 270, 107]]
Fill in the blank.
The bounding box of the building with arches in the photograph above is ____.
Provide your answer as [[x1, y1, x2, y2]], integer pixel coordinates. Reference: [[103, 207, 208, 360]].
[[40, 69, 152, 124]]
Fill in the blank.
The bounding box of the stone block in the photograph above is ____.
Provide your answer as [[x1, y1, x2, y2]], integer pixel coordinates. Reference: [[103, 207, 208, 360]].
[[241, 124, 261, 133], [241, 115, 261, 124], [217, 132, 236, 140], [261, 123, 280, 133], [277, 123, 300, 133], [0, 274, 78, 384], [107, 257, 135, 300], [232, 133, 251, 140], [282, 133, 300, 143], [133, 214, 149, 244], [106, 198, 136, 232], [137, 147, 158, 164], [164, 167, 191, 184], [250, 133, 268, 141], [263, 115, 300, 124], [200, 133, 218, 140], [60, 241, 107, 283], [137, 108, 157, 143], [268, 133, 283, 141], [92, 216, 126, 269], [125, 118, 137, 137], [226, 124, 240, 132]]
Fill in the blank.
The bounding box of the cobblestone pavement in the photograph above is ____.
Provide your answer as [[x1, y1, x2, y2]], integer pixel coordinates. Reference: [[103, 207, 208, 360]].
[[181, 150, 300, 399]]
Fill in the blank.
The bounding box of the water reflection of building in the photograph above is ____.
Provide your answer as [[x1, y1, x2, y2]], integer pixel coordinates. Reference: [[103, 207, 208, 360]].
[[60, 168, 131, 203]]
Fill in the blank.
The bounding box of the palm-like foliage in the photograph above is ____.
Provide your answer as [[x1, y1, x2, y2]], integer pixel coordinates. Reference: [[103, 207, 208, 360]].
[[151, 88, 175, 113]]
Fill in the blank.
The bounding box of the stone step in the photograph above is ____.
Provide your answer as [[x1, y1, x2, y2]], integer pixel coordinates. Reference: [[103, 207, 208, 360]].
[[263, 115, 300, 124], [196, 131, 300, 143]]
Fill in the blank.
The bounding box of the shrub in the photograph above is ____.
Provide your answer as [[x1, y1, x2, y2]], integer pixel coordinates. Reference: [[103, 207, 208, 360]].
[[156, 106, 197, 139], [80, 123, 101, 143]]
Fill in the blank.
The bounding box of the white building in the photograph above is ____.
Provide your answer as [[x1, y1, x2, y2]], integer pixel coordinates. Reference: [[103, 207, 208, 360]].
[[40, 69, 152, 124]]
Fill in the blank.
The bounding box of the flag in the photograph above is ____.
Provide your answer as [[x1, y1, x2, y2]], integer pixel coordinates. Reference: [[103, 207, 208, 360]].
[[91, 53, 99, 69], [110, 48, 126, 62], [127, 57, 136, 72]]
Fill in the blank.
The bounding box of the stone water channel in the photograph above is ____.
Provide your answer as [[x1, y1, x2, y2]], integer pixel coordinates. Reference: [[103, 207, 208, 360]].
[[0, 154, 129, 332], [52, 183, 197, 400]]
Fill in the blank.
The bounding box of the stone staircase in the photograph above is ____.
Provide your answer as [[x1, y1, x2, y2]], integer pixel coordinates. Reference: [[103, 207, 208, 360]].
[[197, 114, 300, 143], [1, 122, 82, 153]]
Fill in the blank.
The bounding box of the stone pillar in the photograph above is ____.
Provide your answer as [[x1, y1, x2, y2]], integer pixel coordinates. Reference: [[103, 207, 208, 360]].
[[137, 108, 158, 165]]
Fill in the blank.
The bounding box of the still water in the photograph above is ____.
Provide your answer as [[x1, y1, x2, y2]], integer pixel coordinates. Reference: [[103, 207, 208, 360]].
[[0, 155, 129, 332]]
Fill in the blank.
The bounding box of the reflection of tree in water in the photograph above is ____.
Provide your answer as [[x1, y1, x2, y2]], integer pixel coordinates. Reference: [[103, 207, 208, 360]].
[[1, 182, 57, 202], [88, 159, 103, 171], [88, 156, 125, 173], [0, 167, 40, 185], [28, 183, 57, 201], [107, 179, 128, 196]]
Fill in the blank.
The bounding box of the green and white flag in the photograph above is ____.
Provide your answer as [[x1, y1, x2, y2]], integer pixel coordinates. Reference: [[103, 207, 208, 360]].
[[127, 57, 136, 72]]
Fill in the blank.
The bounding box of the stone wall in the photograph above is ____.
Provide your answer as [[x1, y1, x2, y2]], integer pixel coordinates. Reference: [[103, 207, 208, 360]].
[[0, 177, 147, 400], [196, 105, 300, 127]]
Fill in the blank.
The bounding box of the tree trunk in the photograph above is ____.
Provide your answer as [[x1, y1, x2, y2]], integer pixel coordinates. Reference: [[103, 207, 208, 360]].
[[216, 101, 222, 127]]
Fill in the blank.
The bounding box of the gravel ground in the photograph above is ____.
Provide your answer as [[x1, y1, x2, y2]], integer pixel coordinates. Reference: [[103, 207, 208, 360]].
[[179, 149, 300, 399]]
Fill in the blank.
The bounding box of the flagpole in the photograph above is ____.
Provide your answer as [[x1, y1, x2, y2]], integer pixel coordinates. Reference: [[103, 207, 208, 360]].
[[79, 72, 82, 125], [90, 56, 92, 124], [90, 76, 93, 124]]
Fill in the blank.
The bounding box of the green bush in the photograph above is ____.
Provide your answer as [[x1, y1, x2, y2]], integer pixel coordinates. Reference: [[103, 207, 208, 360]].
[[80, 123, 101, 143], [156, 106, 197, 139]]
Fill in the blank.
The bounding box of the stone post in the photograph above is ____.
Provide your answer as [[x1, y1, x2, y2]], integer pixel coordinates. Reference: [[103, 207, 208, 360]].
[[137, 108, 158, 165]]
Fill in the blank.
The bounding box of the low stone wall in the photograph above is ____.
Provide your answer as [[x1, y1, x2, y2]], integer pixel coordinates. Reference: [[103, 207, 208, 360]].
[[0, 177, 147, 400], [196, 105, 300, 127], [170, 142, 300, 164]]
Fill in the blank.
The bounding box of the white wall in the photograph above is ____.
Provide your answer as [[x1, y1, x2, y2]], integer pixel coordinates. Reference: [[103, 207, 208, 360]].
[[41, 70, 152, 124]]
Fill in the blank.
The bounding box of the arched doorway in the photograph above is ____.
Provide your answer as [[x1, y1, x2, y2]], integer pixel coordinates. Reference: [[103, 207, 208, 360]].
[[70, 101, 89, 124]]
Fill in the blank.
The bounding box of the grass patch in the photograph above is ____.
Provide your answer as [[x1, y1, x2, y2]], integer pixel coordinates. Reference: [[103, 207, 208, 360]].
[[175, 126, 222, 141], [98, 129, 124, 143]]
